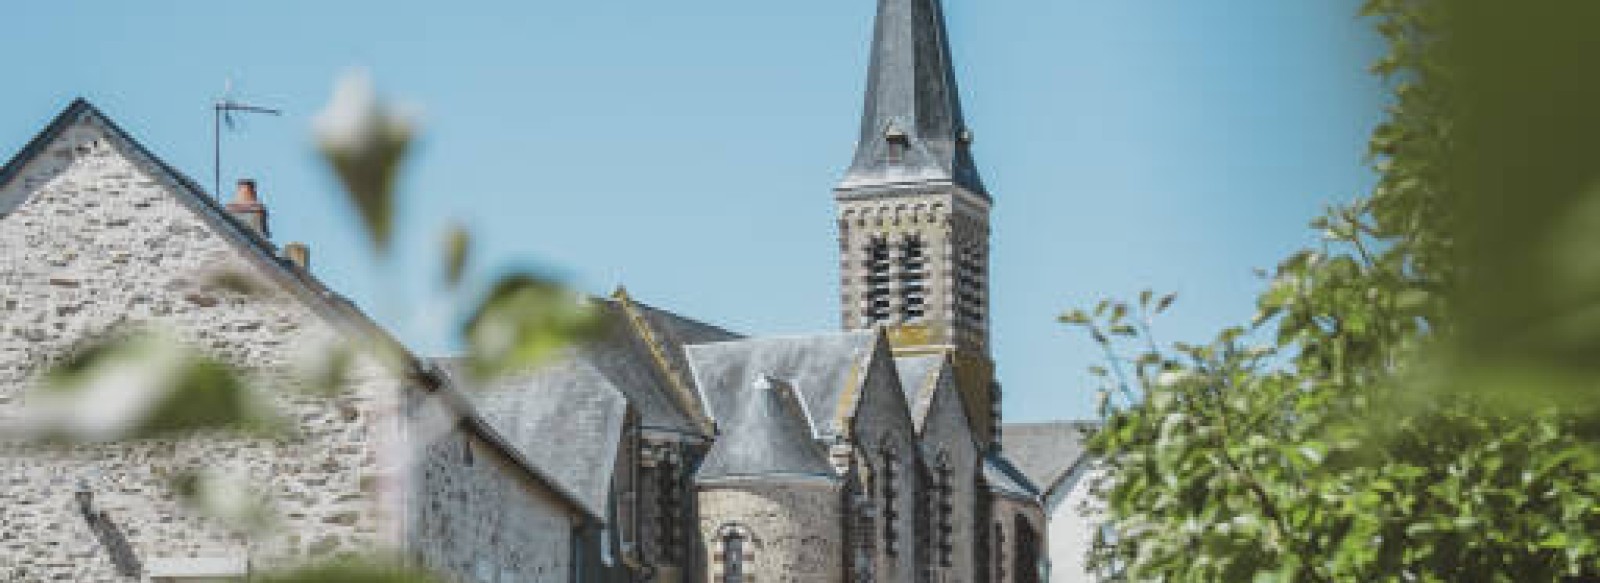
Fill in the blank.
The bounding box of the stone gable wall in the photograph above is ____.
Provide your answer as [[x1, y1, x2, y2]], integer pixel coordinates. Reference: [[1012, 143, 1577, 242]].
[[697, 482, 842, 583], [1, 116, 390, 581], [918, 372, 980, 583], [848, 351, 921, 583]]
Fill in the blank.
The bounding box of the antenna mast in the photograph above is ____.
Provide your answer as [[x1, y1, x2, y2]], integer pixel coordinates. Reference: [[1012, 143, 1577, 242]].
[[212, 82, 282, 198]]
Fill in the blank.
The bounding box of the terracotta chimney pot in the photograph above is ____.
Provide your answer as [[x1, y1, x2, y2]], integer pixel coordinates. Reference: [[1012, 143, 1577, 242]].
[[226, 179, 270, 239]]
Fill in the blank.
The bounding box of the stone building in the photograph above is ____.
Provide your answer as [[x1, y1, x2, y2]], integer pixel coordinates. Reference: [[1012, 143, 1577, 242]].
[[0, 0, 1103, 581], [0, 100, 604, 582]]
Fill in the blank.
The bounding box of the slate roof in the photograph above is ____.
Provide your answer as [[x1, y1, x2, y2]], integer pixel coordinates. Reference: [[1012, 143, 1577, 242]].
[[1002, 421, 1098, 496], [983, 453, 1042, 501], [633, 299, 743, 346], [584, 302, 708, 436], [839, 0, 987, 198], [685, 332, 878, 439], [696, 376, 836, 483], [893, 354, 945, 431], [435, 357, 630, 518]]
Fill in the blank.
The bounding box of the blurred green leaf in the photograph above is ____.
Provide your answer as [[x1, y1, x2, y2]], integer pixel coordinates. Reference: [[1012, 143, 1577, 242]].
[[462, 274, 607, 381], [25, 332, 280, 442], [170, 468, 278, 534], [442, 223, 471, 288], [314, 72, 415, 255]]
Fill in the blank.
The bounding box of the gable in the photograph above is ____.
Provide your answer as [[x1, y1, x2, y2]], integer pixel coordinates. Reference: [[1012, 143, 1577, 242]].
[[842, 334, 919, 443], [920, 361, 981, 453], [0, 100, 597, 523], [0, 100, 397, 350]]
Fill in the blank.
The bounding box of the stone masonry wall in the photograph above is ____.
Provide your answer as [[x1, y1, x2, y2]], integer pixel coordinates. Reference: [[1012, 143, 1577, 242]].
[[849, 349, 922, 583], [0, 115, 397, 581], [697, 482, 842, 583], [918, 374, 980, 583], [408, 421, 575, 583]]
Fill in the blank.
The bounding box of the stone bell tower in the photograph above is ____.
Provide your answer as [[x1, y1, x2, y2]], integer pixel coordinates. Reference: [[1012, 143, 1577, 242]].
[[836, 0, 1000, 446]]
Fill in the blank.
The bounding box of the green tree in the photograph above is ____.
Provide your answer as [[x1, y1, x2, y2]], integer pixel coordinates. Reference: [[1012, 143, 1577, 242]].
[[1067, 2, 1600, 581]]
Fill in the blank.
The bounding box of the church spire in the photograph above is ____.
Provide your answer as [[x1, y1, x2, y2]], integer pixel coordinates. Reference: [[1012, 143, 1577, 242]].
[[840, 0, 986, 198], [834, 0, 1001, 448]]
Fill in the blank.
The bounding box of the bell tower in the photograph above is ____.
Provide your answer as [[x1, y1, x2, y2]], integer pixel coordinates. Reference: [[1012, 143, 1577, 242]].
[[836, 0, 999, 446]]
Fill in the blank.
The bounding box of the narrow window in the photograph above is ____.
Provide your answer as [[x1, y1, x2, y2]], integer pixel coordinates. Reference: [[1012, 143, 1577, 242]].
[[936, 458, 954, 567], [881, 447, 901, 555], [993, 522, 1007, 583], [724, 531, 745, 583], [716, 524, 755, 583], [900, 236, 927, 320], [865, 237, 893, 324]]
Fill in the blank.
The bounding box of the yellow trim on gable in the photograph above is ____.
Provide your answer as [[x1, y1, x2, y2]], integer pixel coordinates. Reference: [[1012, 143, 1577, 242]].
[[611, 288, 716, 435]]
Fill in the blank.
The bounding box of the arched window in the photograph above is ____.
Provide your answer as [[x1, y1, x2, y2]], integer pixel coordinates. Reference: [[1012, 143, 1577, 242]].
[[714, 523, 756, 583]]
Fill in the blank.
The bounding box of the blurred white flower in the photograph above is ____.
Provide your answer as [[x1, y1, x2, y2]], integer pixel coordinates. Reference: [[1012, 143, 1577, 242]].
[[313, 70, 418, 253], [312, 70, 414, 154]]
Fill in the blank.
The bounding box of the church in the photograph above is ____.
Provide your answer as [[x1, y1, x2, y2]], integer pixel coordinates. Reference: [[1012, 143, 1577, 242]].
[[0, 0, 1099, 582]]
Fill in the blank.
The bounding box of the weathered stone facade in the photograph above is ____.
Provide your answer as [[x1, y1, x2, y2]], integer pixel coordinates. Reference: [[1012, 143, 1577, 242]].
[[697, 482, 843, 583], [908, 360, 981, 583], [845, 341, 923, 583], [0, 110, 396, 581], [0, 103, 591, 583], [409, 421, 575, 583]]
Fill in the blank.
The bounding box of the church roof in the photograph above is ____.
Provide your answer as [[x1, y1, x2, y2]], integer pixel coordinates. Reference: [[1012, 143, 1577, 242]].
[[1002, 421, 1098, 496], [983, 452, 1042, 502], [435, 356, 631, 518], [893, 354, 946, 431], [685, 331, 879, 439], [607, 291, 744, 435], [586, 301, 712, 436], [696, 376, 836, 483], [839, 0, 987, 198]]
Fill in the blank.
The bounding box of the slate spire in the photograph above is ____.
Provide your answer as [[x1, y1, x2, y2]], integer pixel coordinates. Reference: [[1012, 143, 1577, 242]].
[[840, 0, 986, 198]]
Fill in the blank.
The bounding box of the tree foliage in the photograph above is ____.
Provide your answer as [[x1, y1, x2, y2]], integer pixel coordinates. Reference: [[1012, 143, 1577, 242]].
[[1070, 2, 1600, 581]]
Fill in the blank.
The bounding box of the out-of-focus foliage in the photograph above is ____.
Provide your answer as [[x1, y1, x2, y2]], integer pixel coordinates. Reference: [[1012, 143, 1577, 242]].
[[314, 71, 414, 255], [442, 223, 471, 289], [1070, 1, 1600, 581], [463, 273, 607, 381], [21, 332, 280, 443], [170, 468, 279, 533]]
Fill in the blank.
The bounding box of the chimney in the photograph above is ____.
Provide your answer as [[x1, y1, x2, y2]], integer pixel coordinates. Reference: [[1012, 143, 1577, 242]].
[[282, 242, 310, 271], [226, 179, 269, 239]]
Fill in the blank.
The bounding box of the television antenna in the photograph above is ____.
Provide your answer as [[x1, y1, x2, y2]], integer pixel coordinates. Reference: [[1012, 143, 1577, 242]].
[[213, 79, 282, 198]]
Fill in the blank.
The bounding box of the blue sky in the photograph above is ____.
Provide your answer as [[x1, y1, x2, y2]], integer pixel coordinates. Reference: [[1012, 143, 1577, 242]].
[[0, 1, 1384, 422]]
